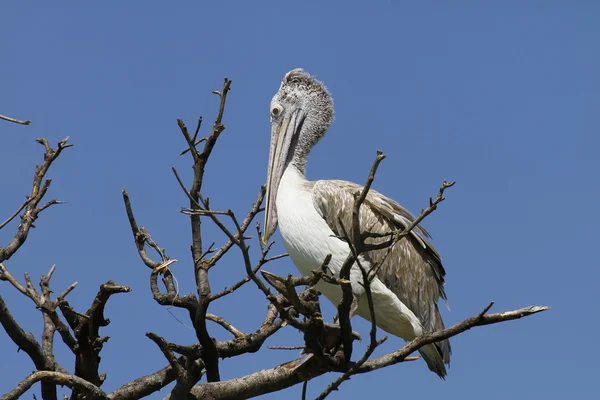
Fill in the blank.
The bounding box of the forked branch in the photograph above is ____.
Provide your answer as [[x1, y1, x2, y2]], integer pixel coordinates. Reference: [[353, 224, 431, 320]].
[[0, 137, 72, 263]]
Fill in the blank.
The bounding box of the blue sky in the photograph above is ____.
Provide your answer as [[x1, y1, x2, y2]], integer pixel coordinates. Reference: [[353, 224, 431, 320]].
[[1, 2, 598, 399]]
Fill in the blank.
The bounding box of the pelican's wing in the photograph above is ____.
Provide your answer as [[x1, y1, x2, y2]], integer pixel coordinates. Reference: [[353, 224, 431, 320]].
[[311, 179, 450, 363]]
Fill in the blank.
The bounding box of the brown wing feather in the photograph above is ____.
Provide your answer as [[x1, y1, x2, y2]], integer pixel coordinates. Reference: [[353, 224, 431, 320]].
[[312, 180, 450, 363]]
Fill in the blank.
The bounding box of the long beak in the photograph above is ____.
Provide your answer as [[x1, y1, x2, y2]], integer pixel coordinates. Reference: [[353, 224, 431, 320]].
[[262, 109, 305, 244]]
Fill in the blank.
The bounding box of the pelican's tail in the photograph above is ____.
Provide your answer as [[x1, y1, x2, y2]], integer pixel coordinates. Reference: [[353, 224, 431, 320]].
[[418, 343, 448, 379], [418, 304, 451, 379]]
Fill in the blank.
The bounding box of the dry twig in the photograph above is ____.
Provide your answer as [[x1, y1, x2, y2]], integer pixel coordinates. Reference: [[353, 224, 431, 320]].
[[0, 137, 72, 263], [0, 113, 31, 125]]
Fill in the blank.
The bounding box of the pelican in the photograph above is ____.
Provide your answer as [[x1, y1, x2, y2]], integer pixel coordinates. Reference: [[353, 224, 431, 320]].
[[262, 69, 450, 377]]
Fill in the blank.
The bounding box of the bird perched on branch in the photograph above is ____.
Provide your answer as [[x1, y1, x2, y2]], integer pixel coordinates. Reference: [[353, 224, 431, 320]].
[[262, 69, 451, 378]]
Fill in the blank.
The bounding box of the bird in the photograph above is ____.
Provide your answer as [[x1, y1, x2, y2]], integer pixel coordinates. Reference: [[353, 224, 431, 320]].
[[262, 68, 451, 378]]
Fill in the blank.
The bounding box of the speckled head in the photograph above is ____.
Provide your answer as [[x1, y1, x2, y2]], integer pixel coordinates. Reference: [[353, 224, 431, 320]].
[[263, 69, 335, 243], [272, 68, 334, 149]]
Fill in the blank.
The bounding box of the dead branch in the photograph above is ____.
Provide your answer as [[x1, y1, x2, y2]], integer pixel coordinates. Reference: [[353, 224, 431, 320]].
[[362, 179, 456, 252], [359, 303, 549, 373], [2, 256, 131, 400], [0, 263, 77, 356], [149, 269, 197, 311], [206, 313, 245, 338], [268, 345, 305, 350], [107, 362, 182, 400], [65, 281, 132, 396], [179, 78, 233, 383], [175, 303, 548, 400], [334, 151, 387, 367], [188, 188, 289, 325], [123, 76, 286, 390], [147, 332, 185, 376], [122, 190, 195, 314], [0, 198, 32, 230], [0, 371, 107, 400], [0, 113, 31, 125], [121, 190, 164, 271], [0, 285, 65, 400], [0, 137, 71, 263], [0, 293, 46, 370], [209, 249, 286, 302], [216, 303, 284, 358]]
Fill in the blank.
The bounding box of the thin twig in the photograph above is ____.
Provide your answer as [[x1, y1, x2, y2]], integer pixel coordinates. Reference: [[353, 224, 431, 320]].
[[210, 234, 286, 302], [206, 186, 266, 269], [0, 294, 46, 372], [362, 179, 456, 252], [181, 138, 207, 156], [268, 345, 305, 351], [0, 113, 31, 125], [0, 371, 107, 400], [0, 137, 72, 263], [147, 333, 185, 376], [0, 198, 32, 230], [108, 361, 183, 400], [357, 304, 549, 373], [206, 313, 245, 338], [57, 282, 78, 300], [121, 189, 163, 270], [301, 380, 308, 400], [336, 151, 387, 364]]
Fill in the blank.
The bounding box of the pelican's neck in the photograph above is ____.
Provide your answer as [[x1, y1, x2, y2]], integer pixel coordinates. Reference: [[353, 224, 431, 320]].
[[276, 163, 311, 231], [280, 163, 308, 190], [290, 149, 308, 175]]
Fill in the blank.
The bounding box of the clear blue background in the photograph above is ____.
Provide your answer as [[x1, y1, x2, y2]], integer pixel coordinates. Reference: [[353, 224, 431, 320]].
[[1, 2, 597, 399]]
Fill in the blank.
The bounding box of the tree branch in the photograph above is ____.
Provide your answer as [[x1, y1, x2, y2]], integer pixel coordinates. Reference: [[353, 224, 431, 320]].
[[107, 361, 182, 400], [147, 332, 185, 376], [177, 303, 548, 399], [336, 151, 387, 364], [217, 303, 284, 358], [0, 113, 31, 125], [1, 262, 73, 399], [0, 137, 72, 263], [0, 371, 107, 400], [66, 281, 131, 397], [206, 313, 245, 338], [121, 189, 163, 270], [362, 179, 456, 252], [0, 198, 32, 230], [0, 293, 46, 370], [358, 303, 549, 373], [181, 78, 232, 383]]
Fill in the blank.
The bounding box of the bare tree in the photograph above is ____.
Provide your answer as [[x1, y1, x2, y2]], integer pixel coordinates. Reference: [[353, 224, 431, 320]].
[[0, 79, 549, 400]]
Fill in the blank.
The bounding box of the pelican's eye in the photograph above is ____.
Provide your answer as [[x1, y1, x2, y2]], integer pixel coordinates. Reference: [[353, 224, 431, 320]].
[[271, 104, 283, 119]]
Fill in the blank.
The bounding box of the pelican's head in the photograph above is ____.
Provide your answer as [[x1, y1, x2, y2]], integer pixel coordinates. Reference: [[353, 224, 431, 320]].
[[262, 69, 334, 243]]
